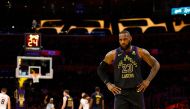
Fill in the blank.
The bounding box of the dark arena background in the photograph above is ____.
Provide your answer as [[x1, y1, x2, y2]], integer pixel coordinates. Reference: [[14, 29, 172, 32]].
[[0, 0, 190, 109]]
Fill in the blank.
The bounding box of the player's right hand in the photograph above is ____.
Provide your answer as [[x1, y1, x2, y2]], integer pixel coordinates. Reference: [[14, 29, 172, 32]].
[[106, 83, 121, 95]]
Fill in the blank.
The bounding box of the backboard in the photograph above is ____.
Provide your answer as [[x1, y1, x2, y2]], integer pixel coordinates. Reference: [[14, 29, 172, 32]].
[[16, 56, 53, 79]]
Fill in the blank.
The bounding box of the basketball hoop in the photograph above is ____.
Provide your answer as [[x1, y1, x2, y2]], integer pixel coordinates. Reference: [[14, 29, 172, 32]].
[[31, 73, 40, 83]]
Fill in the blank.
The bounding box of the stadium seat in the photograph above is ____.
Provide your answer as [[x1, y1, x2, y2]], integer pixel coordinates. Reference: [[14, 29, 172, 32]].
[[67, 28, 89, 35], [144, 26, 167, 34], [90, 28, 111, 36], [123, 27, 143, 34], [179, 25, 190, 33], [38, 28, 58, 35]]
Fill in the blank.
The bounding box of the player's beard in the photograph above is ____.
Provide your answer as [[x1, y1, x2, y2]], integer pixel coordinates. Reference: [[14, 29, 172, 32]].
[[120, 41, 131, 51]]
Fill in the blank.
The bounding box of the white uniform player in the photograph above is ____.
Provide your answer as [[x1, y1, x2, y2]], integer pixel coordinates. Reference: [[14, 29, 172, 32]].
[[46, 98, 55, 109], [79, 92, 90, 109], [0, 88, 11, 109], [80, 98, 90, 109]]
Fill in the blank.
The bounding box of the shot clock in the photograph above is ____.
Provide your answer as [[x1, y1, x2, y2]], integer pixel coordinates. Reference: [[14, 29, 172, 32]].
[[24, 33, 42, 50]]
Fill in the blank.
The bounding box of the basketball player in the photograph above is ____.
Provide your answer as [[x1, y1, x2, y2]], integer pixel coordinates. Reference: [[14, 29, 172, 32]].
[[97, 30, 160, 109], [79, 92, 91, 109], [46, 98, 55, 109], [0, 88, 11, 109], [90, 87, 104, 109], [61, 89, 74, 109]]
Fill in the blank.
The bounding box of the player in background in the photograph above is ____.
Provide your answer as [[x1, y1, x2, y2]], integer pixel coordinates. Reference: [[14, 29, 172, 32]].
[[61, 89, 74, 109], [79, 92, 91, 109], [0, 88, 11, 109], [90, 87, 104, 109]]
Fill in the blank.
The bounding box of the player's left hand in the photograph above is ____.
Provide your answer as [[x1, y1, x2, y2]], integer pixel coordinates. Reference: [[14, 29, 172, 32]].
[[137, 80, 150, 93], [106, 83, 121, 95]]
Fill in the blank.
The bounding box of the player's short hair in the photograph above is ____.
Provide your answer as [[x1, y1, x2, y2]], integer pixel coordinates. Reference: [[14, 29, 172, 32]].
[[82, 92, 86, 97], [95, 86, 100, 92], [50, 98, 53, 101], [64, 89, 70, 94], [82, 92, 89, 98], [1, 88, 7, 93], [119, 30, 131, 36]]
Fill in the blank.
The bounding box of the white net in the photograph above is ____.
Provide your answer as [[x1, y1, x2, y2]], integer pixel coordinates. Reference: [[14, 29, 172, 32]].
[[31, 74, 40, 83]]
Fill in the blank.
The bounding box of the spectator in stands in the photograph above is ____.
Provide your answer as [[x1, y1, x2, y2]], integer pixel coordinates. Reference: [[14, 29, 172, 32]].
[[97, 30, 160, 109], [31, 19, 38, 32]]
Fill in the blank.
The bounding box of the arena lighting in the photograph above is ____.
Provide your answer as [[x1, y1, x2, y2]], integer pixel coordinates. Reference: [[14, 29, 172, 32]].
[[171, 7, 190, 15], [41, 50, 61, 56], [24, 50, 61, 56]]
